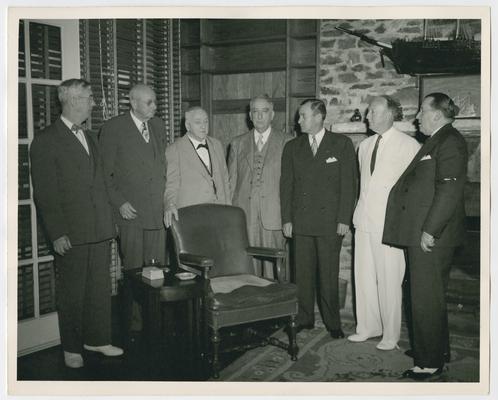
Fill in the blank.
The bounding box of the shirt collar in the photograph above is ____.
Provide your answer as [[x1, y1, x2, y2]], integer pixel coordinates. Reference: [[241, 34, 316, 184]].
[[130, 110, 147, 131], [430, 123, 447, 137], [254, 126, 271, 145], [187, 133, 207, 149], [308, 127, 325, 145], [60, 115, 78, 131], [376, 125, 396, 142]]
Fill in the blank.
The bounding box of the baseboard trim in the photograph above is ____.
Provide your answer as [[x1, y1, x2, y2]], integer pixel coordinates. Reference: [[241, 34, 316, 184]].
[[17, 338, 61, 358]]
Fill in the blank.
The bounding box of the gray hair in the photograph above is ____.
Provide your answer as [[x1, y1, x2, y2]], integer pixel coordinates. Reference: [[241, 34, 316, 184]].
[[57, 79, 91, 106], [250, 94, 274, 111]]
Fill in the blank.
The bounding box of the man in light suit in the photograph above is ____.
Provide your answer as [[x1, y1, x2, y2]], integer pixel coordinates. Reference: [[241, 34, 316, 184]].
[[280, 99, 357, 338], [383, 93, 467, 380], [228, 95, 292, 278], [100, 84, 167, 270], [163, 106, 231, 228], [348, 96, 420, 350], [30, 79, 123, 369]]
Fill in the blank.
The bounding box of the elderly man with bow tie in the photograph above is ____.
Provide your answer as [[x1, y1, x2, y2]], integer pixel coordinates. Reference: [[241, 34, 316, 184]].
[[30, 79, 123, 369], [163, 106, 231, 228]]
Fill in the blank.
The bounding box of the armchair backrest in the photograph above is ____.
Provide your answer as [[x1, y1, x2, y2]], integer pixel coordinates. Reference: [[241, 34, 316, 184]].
[[171, 204, 254, 278]]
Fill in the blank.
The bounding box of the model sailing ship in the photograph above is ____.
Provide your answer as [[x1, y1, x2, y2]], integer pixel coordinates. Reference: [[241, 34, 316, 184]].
[[336, 20, 481, 75]]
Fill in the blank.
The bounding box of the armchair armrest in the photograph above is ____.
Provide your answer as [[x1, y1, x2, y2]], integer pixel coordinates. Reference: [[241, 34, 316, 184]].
[[179, 253, 213, 279], [246, 246, 286, 259], [246, 246, 288, 283]]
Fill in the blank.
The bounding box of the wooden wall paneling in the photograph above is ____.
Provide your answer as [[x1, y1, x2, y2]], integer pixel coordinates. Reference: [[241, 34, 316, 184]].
[[204, 19, 287, 43], [208, 41, 286, 73], [289, 19, 317, 37], [290, 38, 317, 67], [212, 71, 286, 100], [181, 73, 200, 101], [290, 67, 316, 97], [180, 19, 200, 45]]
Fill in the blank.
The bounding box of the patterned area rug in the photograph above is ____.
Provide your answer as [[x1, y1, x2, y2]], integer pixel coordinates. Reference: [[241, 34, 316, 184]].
[[217, 312, 479, 382]]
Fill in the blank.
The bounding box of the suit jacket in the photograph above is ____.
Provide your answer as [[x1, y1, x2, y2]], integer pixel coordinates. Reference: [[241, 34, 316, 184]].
[[280, 130, 358, 236], [30, 118, 114, 245], [164, 134, 231, 209], [353, 127, 420, 233], [99, 112, 167, 229], [228, 128, 292, 230], [383, 123, 468, 247]]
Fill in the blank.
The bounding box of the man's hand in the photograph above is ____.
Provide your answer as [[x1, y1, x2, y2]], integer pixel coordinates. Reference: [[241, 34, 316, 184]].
[[53, 235, 72, 256], [119, 202, 137, 220], [282, 222, 293, 238], [420, 231, 435, 253], [164, 206, 179, 228], [336, 223, 350, 236]]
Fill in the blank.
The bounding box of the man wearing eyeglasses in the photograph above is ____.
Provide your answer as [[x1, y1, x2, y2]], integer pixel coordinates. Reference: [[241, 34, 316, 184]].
[[99, 84, 167, 333], [30, 79, 123, 369]]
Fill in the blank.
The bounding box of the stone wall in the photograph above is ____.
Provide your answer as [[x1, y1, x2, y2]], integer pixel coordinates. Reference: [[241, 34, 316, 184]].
[[320, 19, 424, 126]]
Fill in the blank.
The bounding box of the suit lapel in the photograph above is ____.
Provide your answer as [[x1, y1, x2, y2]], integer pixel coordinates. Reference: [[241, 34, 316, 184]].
[[241, 131, 254, 172], [125, 112, 154, 168], [263, 129, 279, 165], [182, 135, 212, 183], [397, 124, 452, 181]]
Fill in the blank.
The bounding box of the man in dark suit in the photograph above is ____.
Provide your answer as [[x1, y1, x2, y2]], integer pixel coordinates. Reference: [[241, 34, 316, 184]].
[[280, 99, 358, 338], [30, 79, 123, 368], [100, 84, 167, 270], [383, 92, 468, 380], [228, 95, 292, 279]]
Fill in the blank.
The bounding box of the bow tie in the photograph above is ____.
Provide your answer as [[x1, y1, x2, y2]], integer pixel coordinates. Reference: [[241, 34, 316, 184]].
[[196, 143, 208, 150]]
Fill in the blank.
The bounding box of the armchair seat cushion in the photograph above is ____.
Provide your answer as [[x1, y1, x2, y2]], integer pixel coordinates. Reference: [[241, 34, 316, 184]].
[[210, 274, 273, 294], [208, 281, 297, 311]]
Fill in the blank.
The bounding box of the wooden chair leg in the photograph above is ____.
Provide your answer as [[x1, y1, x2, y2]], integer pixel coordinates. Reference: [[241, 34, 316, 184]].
[[211, 328, 221, 379], [289, 315, 298, 361]]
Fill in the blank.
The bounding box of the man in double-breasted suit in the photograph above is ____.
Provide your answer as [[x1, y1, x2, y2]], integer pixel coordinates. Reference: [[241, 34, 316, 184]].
[[30, 79, 123, 369], [383, 93, 468, 380], [348, 96, 420, 350], [100, 84, 167, 270], [280, 99, 358, 338], [163, 106, 231, 228], [228, 95, 292, 278]]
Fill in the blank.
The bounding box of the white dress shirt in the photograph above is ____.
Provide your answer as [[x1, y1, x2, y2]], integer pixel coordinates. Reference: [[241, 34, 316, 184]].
[[60, 115, 89, 155], [187, 134, 211, 172], [308, 127, 326, 149]]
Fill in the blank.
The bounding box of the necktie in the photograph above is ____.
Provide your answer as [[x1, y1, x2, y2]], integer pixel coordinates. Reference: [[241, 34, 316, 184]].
[[141, 122, 150, 143], [311, 135, 318, 156], [196, 143, 208, 150], [370, 134, 382, 174], [256, 133, 264, 152], [71, 124, 89, 155]]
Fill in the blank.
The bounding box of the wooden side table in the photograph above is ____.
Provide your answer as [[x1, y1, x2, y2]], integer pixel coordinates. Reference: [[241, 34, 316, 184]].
[[122, 267, 209, 380]]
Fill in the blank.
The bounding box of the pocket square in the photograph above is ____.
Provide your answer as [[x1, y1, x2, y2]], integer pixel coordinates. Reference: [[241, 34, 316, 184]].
[[420, 154, 432, 161], [326, 157, 338, 164]]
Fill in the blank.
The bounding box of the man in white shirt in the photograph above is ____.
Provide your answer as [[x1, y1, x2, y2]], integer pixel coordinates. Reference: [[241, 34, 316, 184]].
[[348, 95, 420, 350], [163, 107, 231, 228], [228, 95, 292, 278]]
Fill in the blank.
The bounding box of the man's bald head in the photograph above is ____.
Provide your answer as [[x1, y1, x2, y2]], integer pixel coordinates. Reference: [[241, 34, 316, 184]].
[[129, 84, 157, 121]]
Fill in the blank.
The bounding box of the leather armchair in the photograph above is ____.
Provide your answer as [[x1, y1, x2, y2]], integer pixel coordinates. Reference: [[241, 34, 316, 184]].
[[170, 204, 298, 378]]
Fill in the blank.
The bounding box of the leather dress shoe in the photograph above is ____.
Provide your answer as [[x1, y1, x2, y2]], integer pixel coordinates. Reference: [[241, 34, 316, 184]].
[[64, 351, 84, 368], [329, 329, 345, 339], [402, 367, 443, 381], [376, 341, 399, 351], [347, 333, 369, 342], [83, 344, 124, 357], [404, 349, 451, 363]]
